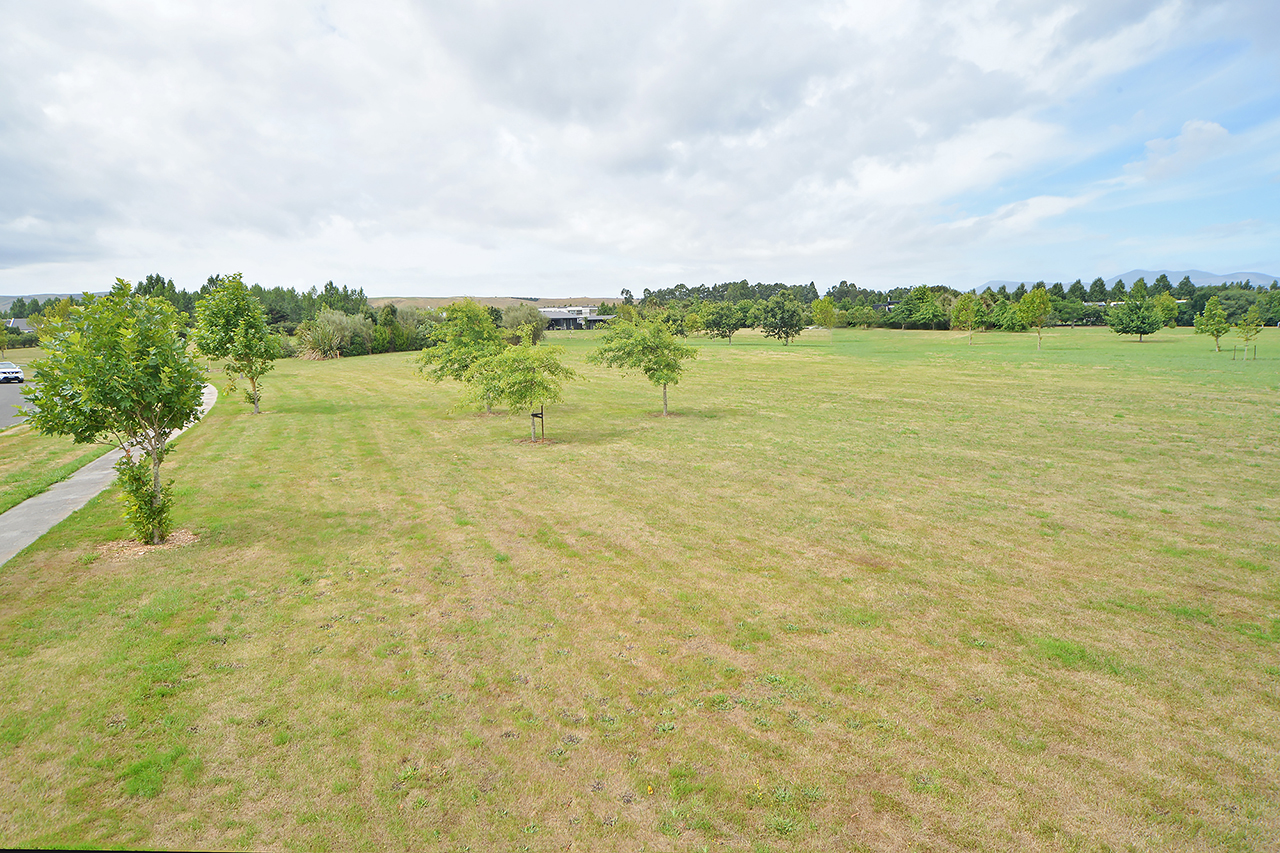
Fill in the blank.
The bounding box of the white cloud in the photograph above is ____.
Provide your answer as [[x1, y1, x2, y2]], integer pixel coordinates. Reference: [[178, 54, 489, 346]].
[[1129, 119, 1232, 181], [0, 0, 1276, 294]]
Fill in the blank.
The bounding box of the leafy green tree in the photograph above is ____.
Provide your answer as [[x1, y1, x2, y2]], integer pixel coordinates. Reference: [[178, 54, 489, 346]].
[[1174, 276, 1197, 300], [848, 304, 877, 328], [21, 280, 205, 543], [1068, 280, 1088, 301], [684, 309, 704, 335], [1017, 285, 1053, 350], [1151, 273, 1172, 295], [811, 296, 837, 329], [1193, 295, 1231, 351], [194, 272, 275, 414], [1236, 304, 1262, 352], [701, 301, 745, 343], [1152, 292, 1179, 327], [759, 294, 804, 345], [419, 299, 505, 394], [950, 293, 980, 344], [464, 326, 576, 437], [501, 303, 549, 343], [1107, 295, 1162, 341], [1012, 282, 1028, 302], [1088, 277, 1108, 302], [588, 318, 697, 416], [1108, 278, 1127, 304], [910, 286, 949, 329]]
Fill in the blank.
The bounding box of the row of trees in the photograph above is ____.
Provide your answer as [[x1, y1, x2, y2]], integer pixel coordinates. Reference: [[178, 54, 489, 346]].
[[418, 300, 701, 436], [23, 275, 278, 545], [626, 274, 1280, 335]]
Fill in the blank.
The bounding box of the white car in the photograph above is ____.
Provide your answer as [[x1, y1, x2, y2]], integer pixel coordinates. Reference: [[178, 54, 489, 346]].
[[0, 362, 24, 383]]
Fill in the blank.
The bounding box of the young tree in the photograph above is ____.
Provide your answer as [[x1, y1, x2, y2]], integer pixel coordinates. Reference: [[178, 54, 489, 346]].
[[193, 272, 275, 414], [1193, 295, 1231, 351], [21, 280, 205, 544], [1152, 292, 1179, 327], [811, 296, 837, 330], [464, 326, 576, 438], [759, 294, 805, 345], [1236, 304, 1262, 353], [1017, 285, 1053, 350], [950, 292, 980, 344], [419, 298, 505, 383], [1107, 296, 1162, 341], [588, 317, 697, 416]]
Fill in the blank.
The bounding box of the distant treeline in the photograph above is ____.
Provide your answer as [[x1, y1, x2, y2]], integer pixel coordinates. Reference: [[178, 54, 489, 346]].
[[6, 274, 369, 334], [633, 274, 1280, 330]]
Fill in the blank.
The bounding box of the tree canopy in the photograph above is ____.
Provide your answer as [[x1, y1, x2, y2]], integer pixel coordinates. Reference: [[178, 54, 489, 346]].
[[588, 317, 697, 415], [418, 299, 505, 385], [759, 294, 805, 345], [464, 326, 576, 437], [950, 293, 981, 344], [1107, 295, 1162, 341], [1193, 296, 1231, 351], [21, 279, 205, 543], [701, 301, 746, 344], [193, 272, 275, 414], [1017, 286, 1053, 350], [501, 303, 550, 344]]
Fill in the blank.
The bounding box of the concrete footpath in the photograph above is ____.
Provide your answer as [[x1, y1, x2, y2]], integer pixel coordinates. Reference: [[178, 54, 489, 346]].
[[0, 384, 218, 567]]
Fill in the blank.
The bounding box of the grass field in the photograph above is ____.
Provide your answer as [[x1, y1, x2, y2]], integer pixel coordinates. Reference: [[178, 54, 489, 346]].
[[0, 326, 1277, 851]]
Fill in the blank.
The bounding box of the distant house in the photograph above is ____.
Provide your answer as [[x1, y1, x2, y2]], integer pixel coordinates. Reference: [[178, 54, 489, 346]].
[[5, 319, 33, 334], [536, 306, 612, 330]]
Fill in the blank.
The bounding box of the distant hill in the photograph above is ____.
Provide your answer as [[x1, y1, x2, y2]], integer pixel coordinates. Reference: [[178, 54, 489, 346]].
[[981, 270, 1279, 291], [0, 292, 107, 312]]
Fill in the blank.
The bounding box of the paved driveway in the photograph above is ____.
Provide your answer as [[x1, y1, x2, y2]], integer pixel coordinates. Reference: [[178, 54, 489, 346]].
[[0, 382, 28, 429]]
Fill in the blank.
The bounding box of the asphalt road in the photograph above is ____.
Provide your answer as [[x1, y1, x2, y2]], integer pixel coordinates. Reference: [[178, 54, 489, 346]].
[[0, 381, 28, 429]]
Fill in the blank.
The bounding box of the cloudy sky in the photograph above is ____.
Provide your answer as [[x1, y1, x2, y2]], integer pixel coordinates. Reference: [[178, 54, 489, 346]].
[[2, 1, 1278, 298]]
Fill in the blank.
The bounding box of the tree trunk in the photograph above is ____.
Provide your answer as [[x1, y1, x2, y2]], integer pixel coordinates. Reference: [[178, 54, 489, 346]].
[[531, 414, 537, 441], [150, 450, 163, 545], [250, 376, 260, 414], [968, 330, 973, 345], [1037, 328, 1042, 350], [662, 384, 668, 416]]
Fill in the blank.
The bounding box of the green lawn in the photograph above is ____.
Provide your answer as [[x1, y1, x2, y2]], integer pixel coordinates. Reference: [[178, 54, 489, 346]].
[[1, 326, 1277, 851]]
